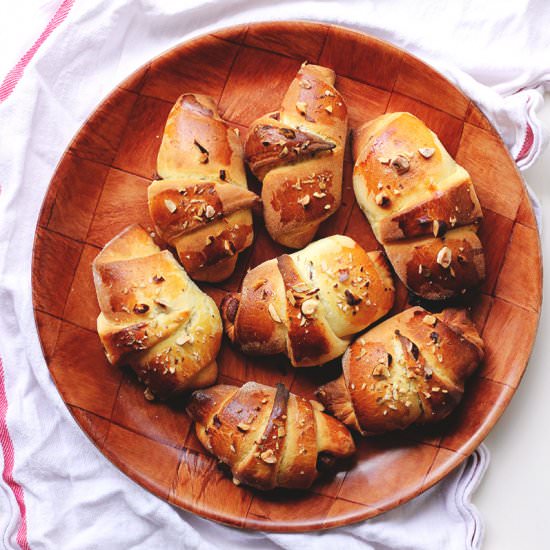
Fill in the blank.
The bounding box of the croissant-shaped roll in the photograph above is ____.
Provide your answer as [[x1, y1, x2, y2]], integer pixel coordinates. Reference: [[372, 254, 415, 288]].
[[316, 307, 484, 434], [187, 382, 356, 490], [92, 224, 222, 400], [149, 93, 259, 282], [221, 235, 394, 366], [353, 112, 485, 300], [245, 63, 348, 248]]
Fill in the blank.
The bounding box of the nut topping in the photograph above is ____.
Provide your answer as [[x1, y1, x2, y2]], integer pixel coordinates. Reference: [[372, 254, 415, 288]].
[[175, 334, 190, 346], [193, 139, 209, 163], [422, 315, 437, 327], [418, 147, 435, 159], [205, 205, 216, 219], [164, 199, 177, 213], [278, 146, 289, 158], [237, 422, 250, 432], [372, 364, 391, 378], [143, 387, 155, 401], [338, 269, 349, 282], [292, 283, 310, 293], [286, 289, 296, 306], [268, 303, 282, 323], [301, 298, 318, 317], [260, 449, 277, 464], [325, 105, 333, 114], [344, 289, 362, 306], [297, 194, 311, 207], [391, 154, 410, 175], [375, 192, 390, 207], [296, 101, 307, 115], [436, 246, 452, 268]]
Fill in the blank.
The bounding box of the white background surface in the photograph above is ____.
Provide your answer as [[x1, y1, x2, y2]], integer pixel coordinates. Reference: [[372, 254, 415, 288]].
[[473, 95, 549, 550], [0, 5, 548, 550]]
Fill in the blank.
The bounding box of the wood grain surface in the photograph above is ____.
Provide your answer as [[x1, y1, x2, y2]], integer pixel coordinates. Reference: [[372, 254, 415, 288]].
[[31, 21, 542, 532]]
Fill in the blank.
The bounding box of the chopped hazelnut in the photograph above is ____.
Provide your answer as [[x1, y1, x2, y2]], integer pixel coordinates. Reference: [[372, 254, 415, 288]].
[[297, 194, 311, 207], [422, 315, 437, 327], [175, 334, 190, 346], [418, 147, 435, 159], [260, 449, 277, 464], [301, 298, 318, 317], [375, 192, 390, 207], [286, 289, 296, 306], [436, 246, 452, 268], [164, 199, 177, 213], [292, 283, 310, 293], [391, 155, 410, 175], [296, 101, 307, 115], [268, 303, 282, 323], [279, 146, 289, 158], [345, 289, 362, 306], [143, 387, 155, 401]]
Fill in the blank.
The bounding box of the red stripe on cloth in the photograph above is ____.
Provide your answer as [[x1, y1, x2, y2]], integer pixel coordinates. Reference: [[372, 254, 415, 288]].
[[0, 0, 75, 103], [0, 359, 30, 550], [515, 123, 535, 162], [0, 3, 76, 546]]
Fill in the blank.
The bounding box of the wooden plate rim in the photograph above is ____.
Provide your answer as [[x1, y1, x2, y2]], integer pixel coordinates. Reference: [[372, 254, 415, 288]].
[[30, 20, 543, 532]]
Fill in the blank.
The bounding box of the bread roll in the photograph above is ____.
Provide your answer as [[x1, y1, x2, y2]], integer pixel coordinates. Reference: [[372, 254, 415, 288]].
[[149, 93, 258, 282], [187, 381, 355, 490], [353, 112, 485, 299], [245, 63, 348, 248], [221, 235, 394, 366], [316, 306, 484, 434], [92, 224, 222, 400]]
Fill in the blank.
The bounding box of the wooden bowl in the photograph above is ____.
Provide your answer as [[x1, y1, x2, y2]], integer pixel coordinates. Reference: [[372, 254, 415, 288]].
[[31, 21, 542, 532]]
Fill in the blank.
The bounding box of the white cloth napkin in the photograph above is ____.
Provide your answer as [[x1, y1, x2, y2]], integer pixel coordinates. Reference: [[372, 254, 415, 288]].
[[0, 1, 547, 549]]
